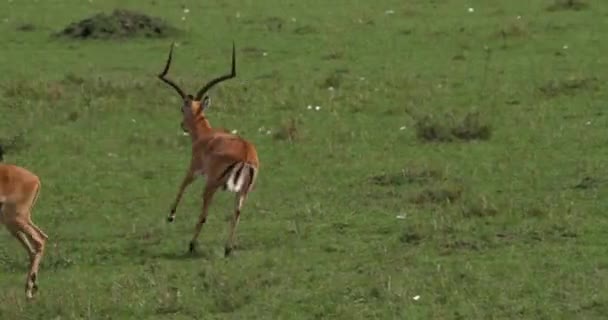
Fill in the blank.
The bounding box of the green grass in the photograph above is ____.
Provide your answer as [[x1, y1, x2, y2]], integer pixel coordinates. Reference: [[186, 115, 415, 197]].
[[0, 0, 607, 318]]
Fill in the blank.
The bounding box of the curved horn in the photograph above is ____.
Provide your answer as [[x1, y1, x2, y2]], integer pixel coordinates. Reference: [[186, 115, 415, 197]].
[[158, 42, 186, 99], [195, 42, 236, 101]]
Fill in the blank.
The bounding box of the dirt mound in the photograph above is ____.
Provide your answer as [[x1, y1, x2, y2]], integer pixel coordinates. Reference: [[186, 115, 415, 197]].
[[56, 9, 178, 39]]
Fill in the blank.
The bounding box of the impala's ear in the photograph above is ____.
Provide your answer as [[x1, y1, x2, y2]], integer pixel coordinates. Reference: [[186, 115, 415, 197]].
[[201, 95, 211, 111]]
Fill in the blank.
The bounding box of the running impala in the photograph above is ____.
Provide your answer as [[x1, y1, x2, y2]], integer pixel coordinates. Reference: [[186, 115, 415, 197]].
[[157, 42, 260, 257], [0, 146, 48, 299]]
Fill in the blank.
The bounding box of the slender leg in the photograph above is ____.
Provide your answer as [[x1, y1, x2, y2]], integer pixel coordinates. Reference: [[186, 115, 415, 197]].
[[225, 193, 246, 257], [29, 221, 48, 240], [14, 220, 45, 299], [168, 170, 196, 222], [6, 223, 35, 261], [189, 184, 218, 253]]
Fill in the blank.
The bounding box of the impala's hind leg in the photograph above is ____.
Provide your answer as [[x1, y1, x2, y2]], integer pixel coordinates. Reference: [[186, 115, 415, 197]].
[[7, 225, 35, 259], [18, 220, 45, 299], [19, 181, 46, 300], [225, 193, 246, 257]]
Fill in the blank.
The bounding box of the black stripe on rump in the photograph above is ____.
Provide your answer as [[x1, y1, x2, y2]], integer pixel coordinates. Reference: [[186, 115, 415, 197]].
[[232, 163, 245, 186], [218, 162, 239, 185], [246, 166, 255, 190]]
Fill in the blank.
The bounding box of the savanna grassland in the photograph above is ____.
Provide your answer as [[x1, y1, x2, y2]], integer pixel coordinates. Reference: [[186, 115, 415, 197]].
[[0, 0, 607, 319]]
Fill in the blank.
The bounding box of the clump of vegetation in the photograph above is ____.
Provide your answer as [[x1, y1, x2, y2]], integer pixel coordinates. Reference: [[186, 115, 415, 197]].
[[572, 176, 601, 190], [0, 133, 29, 155], [547, 0, 588, 11], [319, 70, 346, 89], [273, 118, 300, 142], [415, 112, 492, 143], [370, 166, 442, 187], [264, 17, 284, 32], [539, 76, 598, 97], [16, 23, 36, 32], [414, 115, 453, 142], [411, 185, 463, 205], [461, 197, 498, 218], [451, 112, 492, 141], [293, 25, 318, 35], [55, 9, 179, 40]]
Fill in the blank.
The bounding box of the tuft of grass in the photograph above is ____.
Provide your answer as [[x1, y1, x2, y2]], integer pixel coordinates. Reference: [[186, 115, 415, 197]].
[[547, 0, 589, 11], [293, 25, 318, 35], [370, 166, 442, 187], [273, 118, 300, 142], [414, 115, 454, 142], [461, 196, 499, 218], [539, 76, 598, 97], [451, 112, 492, 141], [0, 133, 29, 155], [411, 184, 464, 205], [264, 17, 284, 32], [414, 112, 492, 142], [16, 23, 36, 32]]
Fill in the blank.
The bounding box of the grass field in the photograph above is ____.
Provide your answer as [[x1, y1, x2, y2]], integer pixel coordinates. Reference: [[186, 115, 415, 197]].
[[0, 0, 607, 318]]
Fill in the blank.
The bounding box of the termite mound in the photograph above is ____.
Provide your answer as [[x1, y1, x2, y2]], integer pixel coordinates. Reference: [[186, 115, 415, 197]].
[[54, 9, 179, 40]]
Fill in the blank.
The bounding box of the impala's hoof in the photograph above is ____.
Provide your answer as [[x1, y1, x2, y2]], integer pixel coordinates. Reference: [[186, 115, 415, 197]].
[[189, 242, 196, 253], [167, 216, 174, 223], [25, 286, 37, 300], [224, 246, 233, 257]]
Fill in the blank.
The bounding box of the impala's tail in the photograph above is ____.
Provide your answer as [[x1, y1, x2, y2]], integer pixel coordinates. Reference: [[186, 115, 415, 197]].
[[225, 162, 257, 193]]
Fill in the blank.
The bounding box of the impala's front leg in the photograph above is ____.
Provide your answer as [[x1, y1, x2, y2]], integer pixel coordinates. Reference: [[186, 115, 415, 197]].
[[168, 170, 196, 222]]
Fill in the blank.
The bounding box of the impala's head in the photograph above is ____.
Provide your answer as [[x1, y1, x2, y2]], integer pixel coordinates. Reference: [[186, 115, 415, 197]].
[[157, 42, 236, 134]]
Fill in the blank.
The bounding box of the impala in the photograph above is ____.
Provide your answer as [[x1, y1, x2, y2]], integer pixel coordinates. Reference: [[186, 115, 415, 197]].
[[158, 42, 259, 257], [0, 145, 48, 299]]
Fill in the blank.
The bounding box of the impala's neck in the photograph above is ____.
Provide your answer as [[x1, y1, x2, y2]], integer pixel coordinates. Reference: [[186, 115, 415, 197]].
[[189, 116, 215, 142]]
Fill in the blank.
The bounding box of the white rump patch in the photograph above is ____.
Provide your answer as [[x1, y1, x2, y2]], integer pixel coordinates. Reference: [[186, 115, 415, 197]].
[[226, 163, 247, 193]]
